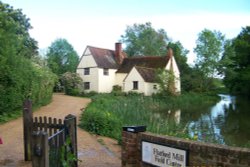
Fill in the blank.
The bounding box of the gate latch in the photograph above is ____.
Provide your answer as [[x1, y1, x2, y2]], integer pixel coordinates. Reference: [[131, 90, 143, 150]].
[[34, 145, 42, 157]]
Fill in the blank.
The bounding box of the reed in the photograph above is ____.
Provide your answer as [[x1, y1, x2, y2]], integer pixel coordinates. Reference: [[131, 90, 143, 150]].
[[79, 93, 218, 142]]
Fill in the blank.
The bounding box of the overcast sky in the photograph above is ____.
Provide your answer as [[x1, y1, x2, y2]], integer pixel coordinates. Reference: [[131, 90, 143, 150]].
[[3, 0, 250, 64]]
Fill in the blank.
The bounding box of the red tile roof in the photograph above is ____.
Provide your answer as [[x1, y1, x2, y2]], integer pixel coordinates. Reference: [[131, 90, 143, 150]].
[[85, 46, 169, 76], [88, 46, 123, 69], [116, 56, 169, 73], [135, 66, 157, 83]]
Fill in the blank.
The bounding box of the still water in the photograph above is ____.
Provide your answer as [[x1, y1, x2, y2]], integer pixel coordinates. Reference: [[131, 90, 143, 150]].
[[163, 95, 250, 148]]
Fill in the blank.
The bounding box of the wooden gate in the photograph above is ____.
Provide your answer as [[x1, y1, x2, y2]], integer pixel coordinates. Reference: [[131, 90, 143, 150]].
[[23, 99, 78, 167]]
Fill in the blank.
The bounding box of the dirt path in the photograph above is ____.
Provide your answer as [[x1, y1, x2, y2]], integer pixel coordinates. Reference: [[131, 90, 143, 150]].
[[0, 93, 121, 167]]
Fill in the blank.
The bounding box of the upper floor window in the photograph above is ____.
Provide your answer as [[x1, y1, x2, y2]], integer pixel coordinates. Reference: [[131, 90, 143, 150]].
[[84, 68, 90, 75], [133, 81, 138, 90], [103, 68, 109, 76]]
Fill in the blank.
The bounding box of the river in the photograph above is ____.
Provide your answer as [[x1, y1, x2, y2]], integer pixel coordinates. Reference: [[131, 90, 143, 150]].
[[164, 94, 250, 148]]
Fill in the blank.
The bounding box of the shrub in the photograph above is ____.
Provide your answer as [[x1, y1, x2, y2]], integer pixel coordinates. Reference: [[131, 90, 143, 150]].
[[112, 85, 122, 91], [79, 107, 121, 140], [0, 60, 57, 121], [60, 72, 83, 96]]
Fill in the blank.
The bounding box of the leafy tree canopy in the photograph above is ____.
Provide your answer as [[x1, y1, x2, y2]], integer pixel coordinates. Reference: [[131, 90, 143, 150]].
[[194, 29, 225, 78], [120, 22, 170, 57], [222, 26, 250, 97], [46, 38, 79, 75], [0, 1, 38, 59], [120, 22, 196, 92], [0, 1, 56, 116]]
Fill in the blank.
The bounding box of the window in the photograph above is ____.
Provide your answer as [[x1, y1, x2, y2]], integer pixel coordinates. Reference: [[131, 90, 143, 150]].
[[84, 68, 90, 75], [84, 82, 90, 90], [153, 85, 157, 89], [103, 68, 109, 76], [133, 81, 138, 90]]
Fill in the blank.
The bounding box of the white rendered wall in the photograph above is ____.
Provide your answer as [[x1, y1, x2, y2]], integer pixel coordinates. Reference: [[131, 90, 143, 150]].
[[124, 67, 145, 94], [98, 68, 117, 93], [76, 67, 99, 92], [165, 56, 181, 93], [76, 48, 99, 92], [145, 83, 160, 96], [77, 48, 97, 69], [115, 73, 127, 88]]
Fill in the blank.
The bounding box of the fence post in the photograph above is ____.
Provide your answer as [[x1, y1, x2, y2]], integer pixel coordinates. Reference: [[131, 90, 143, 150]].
[[64, 114, 78, 167], [32, 131, 49, 167], [23, 99, 33, 161]]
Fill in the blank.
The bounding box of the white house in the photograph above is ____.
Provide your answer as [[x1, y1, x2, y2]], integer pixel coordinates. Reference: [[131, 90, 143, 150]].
[[76, 43, 180, 95]]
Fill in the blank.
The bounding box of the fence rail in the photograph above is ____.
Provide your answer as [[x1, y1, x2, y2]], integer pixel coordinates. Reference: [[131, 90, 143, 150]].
[[33, 116, 64, 136], [23, 99, 77, 167]]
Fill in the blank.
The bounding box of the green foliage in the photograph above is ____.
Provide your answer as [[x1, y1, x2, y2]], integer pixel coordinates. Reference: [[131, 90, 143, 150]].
[[167, 42, 194, 92], [112, 85, 122, 91], [60, 137, 78, 167], [156, 69, 177, 96], [120, 22, 169, 56], [60, 72, 83, 96], [46, 38, 79, 75], [79, 107, 122, 140], [221, 26, 250, 97], [79, 93, 218, 142], [194, 29, 225, 78], [0, 2, 56, 122], [0, 1, 38, 59], [120, 22, 195, 92]]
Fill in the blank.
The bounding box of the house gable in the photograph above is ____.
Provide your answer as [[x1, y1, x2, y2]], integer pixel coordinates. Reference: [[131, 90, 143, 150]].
[[77, 47, 97, 69], [123, 67, 145, 93]]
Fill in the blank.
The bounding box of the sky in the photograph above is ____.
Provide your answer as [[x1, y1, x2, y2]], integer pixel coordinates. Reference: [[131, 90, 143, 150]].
[[3, 0, 250, 64]]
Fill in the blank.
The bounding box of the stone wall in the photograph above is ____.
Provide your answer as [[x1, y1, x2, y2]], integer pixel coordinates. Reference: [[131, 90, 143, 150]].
[[122, 130, 250, 167]]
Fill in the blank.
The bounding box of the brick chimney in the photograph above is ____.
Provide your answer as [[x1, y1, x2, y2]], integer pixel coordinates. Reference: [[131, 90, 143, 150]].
[[167, 48, 173, 59], [115, 42, 124, 65], [167, 47, 174, 70]]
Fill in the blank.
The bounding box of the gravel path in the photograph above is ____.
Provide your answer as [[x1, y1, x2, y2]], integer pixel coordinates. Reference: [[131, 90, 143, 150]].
[[0, 93, 121, 167]]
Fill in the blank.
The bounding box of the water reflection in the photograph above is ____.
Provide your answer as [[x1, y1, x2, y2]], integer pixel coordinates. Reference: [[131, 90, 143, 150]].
[[159, 95, 250, 147]]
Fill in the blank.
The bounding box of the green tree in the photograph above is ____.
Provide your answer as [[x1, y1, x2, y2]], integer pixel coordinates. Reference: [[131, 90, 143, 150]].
[[192, 29, 225, 92], [0, 1, 56, 117], [46, 39, 79, 75], [156, 69, 177, 96], [194, 29, 225, 78], [0, 2, 38, 59], [120, 22, 195, 92], [167, 42, 195, 92], [120, 22, 169, 56], [222, 26, 250, 97]]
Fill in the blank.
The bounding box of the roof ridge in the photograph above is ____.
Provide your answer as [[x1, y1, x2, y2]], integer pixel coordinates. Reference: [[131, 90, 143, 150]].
[[87, 45, 114, 52], [126, 56, 166, 59], [134, 66, 156, 70]]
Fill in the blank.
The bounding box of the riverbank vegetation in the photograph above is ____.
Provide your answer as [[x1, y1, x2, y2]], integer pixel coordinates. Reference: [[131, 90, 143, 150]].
[[79, 92, 219, 143]]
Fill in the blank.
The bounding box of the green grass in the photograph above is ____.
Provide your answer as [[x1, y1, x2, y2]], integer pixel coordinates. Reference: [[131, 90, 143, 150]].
[[0, 101, 52, 124], [0, 110, 22, 123], [79, 92, 219, 143]]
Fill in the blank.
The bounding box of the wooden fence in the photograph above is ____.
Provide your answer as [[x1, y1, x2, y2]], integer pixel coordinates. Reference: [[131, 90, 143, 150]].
[[23, 99, 78, 167]]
